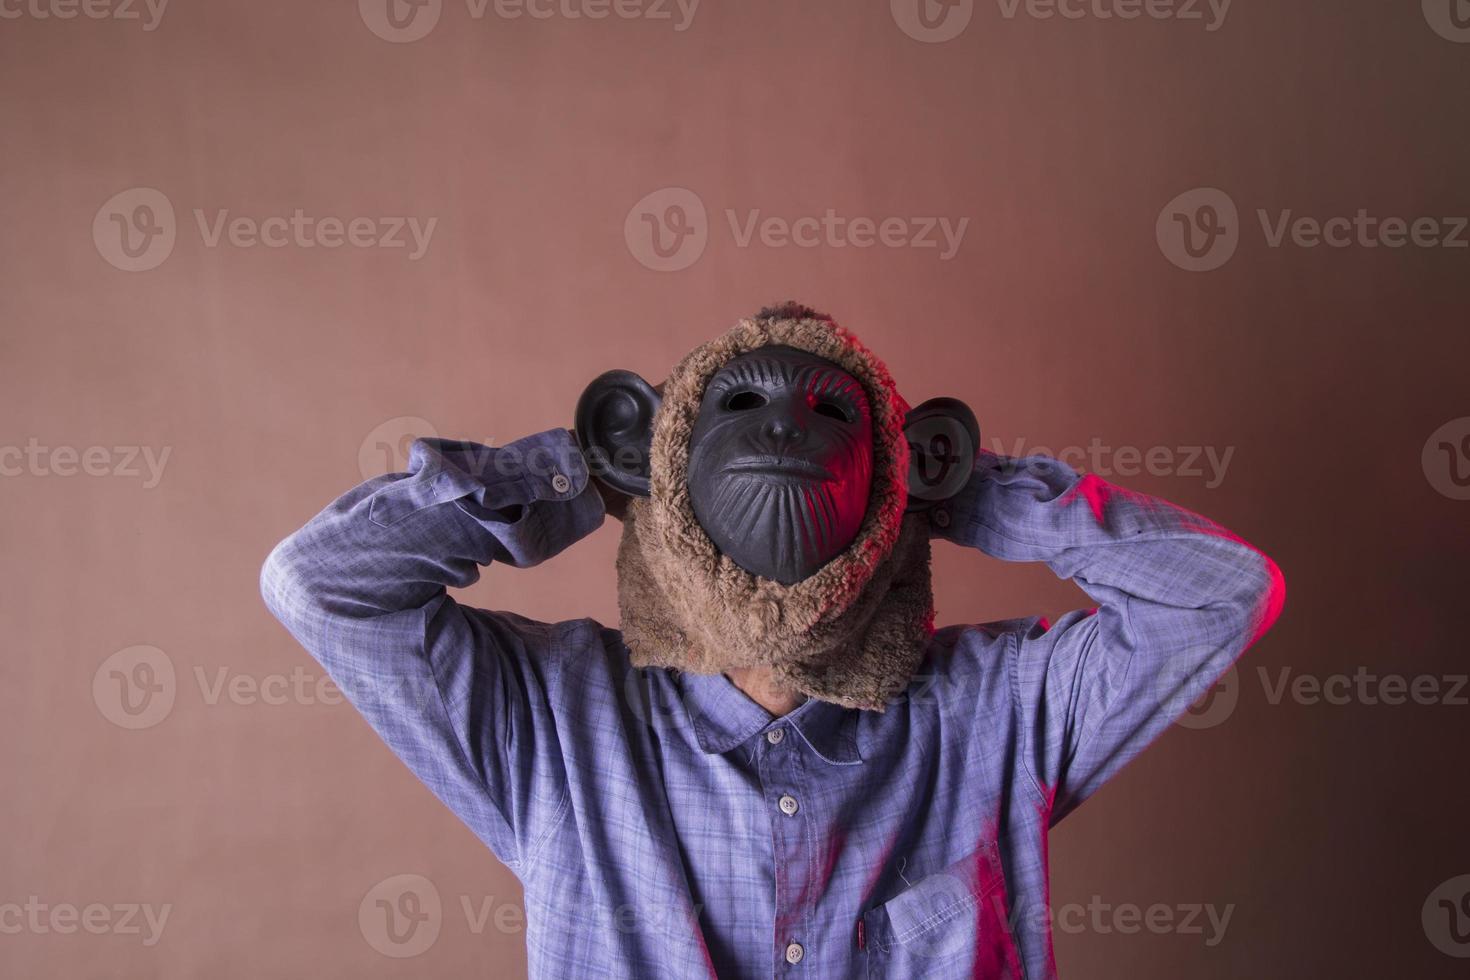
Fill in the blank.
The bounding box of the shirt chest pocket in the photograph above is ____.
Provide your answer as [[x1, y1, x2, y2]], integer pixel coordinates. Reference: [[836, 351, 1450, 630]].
[[861, 842, 1022, 979]]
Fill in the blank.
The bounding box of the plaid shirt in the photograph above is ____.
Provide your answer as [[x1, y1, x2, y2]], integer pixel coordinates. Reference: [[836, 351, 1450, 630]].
[[260, 426, 1283, 979]]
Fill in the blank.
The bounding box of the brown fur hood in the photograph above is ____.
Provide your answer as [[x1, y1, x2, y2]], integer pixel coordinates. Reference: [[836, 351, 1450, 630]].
[[615, 308, 935, 711]]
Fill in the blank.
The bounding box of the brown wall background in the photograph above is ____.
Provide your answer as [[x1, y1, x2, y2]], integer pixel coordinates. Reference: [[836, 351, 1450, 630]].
[[3, 0, 1468, 976]]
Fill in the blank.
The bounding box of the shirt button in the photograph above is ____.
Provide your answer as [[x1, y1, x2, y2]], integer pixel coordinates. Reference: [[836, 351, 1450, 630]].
[[932, 507, 951, 528], [766, 728, 785, 745], [550, 473, 571, 494], [778, 795, 799, 816], [785, 942, 804, 964]]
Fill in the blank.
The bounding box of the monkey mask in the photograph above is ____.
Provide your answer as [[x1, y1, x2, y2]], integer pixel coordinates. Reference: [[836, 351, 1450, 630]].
[[576, 304, 978, 711]]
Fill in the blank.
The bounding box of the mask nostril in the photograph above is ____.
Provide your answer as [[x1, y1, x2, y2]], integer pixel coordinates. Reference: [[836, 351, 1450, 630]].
[[761, 417, 807, 452], [725, 391, 767, 411]]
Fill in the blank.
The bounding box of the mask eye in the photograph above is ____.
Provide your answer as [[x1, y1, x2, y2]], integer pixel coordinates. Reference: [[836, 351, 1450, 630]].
[[814, 400, 850, 422], [725, 390, 768, 411]]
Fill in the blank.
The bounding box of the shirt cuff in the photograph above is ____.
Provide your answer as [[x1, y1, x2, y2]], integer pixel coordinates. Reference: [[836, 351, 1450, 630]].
[[439, 427, 593, 506], [928, 448, 1086, 554], [447, 427, 605, 561], [365, 428, 605, 560]]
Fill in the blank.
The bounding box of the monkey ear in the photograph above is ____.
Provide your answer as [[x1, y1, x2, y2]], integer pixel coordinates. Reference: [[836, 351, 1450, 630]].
[[902, 396, 980, 511], [573, 369, 662, 498]]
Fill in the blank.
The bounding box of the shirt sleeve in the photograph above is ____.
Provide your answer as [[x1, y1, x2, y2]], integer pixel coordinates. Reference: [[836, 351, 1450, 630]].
[[935, 448, 1286, 825], [258, 427, 606, 871]]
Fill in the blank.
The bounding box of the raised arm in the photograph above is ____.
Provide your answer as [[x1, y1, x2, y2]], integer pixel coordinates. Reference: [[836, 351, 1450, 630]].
[[258, 427, 605, 870], [935, 448, 1286, 824]]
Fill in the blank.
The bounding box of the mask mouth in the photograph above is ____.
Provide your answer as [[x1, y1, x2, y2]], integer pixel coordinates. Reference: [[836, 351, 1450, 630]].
[[723, 455, 834, 481]]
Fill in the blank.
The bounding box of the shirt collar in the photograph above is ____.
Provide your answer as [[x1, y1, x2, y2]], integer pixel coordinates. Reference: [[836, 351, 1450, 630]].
[[678, 670, 867, 766]]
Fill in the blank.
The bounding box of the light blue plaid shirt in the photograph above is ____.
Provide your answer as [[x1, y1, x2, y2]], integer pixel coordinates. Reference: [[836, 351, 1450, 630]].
[[260, 426, 1283, 979]]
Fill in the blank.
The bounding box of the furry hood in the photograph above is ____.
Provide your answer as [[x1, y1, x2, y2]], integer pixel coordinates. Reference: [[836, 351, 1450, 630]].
[[615, 306, 935, 711]]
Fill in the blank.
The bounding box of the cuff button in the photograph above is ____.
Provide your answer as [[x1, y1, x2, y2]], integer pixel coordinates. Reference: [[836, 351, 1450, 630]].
[[932, 507, 951, 529], [551, 473, 571, 494]]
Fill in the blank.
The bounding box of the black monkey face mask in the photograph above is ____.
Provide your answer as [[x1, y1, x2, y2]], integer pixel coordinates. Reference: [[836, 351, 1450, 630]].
[[687, 345, 874, 586], [575, 303, 979, 710]]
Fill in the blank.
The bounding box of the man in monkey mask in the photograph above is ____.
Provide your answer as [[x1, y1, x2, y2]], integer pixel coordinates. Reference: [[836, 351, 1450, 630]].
[[262, 302, 1284, 978]]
